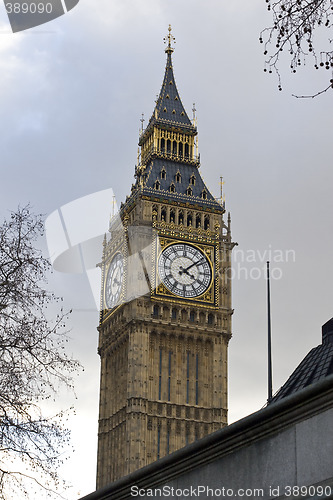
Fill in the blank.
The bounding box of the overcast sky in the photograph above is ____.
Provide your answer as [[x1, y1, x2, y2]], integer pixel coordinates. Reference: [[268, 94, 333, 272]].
[[1, 0, 333, 498]]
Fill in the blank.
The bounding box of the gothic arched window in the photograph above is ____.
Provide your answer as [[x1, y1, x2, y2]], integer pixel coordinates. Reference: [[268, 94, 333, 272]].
[[153, 305, 159, 317]]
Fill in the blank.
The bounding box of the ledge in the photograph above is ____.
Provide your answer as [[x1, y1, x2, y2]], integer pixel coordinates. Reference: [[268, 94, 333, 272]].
[[81, 375, 333, 500]]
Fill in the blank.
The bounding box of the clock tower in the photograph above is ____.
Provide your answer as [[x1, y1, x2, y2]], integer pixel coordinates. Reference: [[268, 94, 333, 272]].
[[96, 27, 235, 489]]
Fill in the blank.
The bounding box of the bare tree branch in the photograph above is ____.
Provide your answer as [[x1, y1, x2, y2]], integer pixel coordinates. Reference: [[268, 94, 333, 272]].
[[292, 80, 333, 95], [0, 205, 80, 499], [260, 0, 333, 96]]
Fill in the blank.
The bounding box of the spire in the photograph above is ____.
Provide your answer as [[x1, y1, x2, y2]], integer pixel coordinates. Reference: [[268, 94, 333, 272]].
[[141, 26, 195, 136]]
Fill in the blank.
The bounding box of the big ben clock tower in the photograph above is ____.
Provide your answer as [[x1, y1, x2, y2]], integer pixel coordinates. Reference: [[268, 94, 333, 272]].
[[96, 27, 236, 489]]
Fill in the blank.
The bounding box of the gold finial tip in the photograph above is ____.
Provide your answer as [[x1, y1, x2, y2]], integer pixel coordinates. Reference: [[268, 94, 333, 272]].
[[163, 24, 176, 53]]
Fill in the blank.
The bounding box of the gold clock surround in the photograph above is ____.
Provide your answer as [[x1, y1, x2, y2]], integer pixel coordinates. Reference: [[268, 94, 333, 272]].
[[153, 237, 217, 306]]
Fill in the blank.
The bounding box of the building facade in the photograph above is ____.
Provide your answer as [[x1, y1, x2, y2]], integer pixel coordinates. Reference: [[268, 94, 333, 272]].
[[96, 27, 235, 488]]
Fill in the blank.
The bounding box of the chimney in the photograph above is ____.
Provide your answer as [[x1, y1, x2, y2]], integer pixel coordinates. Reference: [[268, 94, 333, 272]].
[[322, 318, 333, 344]]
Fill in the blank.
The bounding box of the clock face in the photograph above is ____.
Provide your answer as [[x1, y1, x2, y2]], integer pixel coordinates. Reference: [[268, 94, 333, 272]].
[[158, 243, 212, 298], [105, 252, 124, 309]]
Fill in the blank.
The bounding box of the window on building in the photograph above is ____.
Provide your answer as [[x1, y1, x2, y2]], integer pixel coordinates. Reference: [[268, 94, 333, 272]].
[[186, 351, 190, 404], [161, 168, 166, 179], [158, 348, 162, 400], [163, 306, 169, 320], [157, 426, 161, 459], [208, 313, 214, 325], [153, 304, 159, 317], [196, 354, 199, 405], [168, 351, 172, 401], [167, 427, 170, 454]]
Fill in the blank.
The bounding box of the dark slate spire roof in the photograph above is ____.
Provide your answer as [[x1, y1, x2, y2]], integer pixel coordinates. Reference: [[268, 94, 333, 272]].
[[272, 318, 333, 403], [141, 27, 196, 140], [140, 158, 223, 211], [153, 51, 192, 127]]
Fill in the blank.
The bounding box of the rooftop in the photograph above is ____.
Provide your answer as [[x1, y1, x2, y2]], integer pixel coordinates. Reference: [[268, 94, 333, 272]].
[[272, 318, 333, 402]]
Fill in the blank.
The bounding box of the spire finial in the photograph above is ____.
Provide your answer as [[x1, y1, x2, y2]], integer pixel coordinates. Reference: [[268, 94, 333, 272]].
[[219, 176, 225, 208], [164, 24, 175, 54], [140, 113, 145, 132]]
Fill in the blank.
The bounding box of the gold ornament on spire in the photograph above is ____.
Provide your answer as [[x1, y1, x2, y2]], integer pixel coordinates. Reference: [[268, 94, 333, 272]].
[[219, 176, 226, 208], [163, 24, 175, 54]]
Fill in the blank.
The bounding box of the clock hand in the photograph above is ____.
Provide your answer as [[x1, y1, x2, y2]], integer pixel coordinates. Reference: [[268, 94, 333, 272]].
[[183, 258, 206, 273], [178, 267, 195, 279]]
